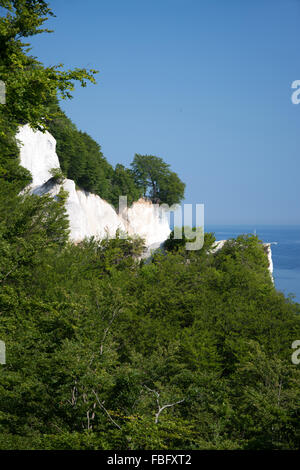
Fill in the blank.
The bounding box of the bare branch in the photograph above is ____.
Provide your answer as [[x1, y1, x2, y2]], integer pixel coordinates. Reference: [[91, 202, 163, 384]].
[[92, 389, 121, 430], [87, 410, 91, 430], [144, 385, 184, 424], [155, 399, 185, 424], [0, 266, 18, 284], [100, 308, 120, 355], [67, 380, 78, 406]]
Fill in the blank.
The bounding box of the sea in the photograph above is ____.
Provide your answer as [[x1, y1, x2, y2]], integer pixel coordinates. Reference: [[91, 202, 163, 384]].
[[205, 225, 300, 304]]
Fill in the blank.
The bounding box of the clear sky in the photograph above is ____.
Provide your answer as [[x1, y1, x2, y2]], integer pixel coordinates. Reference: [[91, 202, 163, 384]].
[[28, 0, 300, 224]]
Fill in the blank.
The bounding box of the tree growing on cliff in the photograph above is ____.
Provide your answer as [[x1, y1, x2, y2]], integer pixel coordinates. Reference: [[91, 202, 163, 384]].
[[131, 154, 185, 206], [0, 0, 98, 193], [0, 0, 98, 130], [110, 164, 142, 208]]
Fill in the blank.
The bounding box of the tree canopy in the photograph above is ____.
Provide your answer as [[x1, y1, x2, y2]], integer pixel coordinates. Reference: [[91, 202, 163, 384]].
[[131, 154, 185, 206], [0, 214, 299, 450], [0, 0, 97, 130]]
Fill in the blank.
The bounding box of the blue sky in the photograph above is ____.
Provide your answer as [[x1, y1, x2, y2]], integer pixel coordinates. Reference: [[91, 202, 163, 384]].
[[28, 0, 300, 224]]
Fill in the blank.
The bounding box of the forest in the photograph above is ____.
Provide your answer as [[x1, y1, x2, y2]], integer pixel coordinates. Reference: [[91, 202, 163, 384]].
[[0, 1, 299, 450]]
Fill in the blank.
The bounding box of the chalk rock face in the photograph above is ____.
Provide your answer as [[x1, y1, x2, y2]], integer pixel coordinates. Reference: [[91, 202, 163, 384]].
[[210, 240, 227, 254], [33, 178, 126, 242], [121, 199, 171, 250], [17, 125, 170, 248], [17, 125, 60, 188], [264, 243, 274, 277]]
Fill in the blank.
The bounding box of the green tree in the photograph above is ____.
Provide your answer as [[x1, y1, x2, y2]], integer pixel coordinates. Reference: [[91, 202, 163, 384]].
[[0, 0, 97, 191], [131, 154, 185, 205], [110, 164, 142, 208], [0, 0, 97, 130]]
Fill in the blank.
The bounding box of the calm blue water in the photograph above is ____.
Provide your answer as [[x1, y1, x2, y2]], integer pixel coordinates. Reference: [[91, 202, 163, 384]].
[[205, 225, 300, 303]]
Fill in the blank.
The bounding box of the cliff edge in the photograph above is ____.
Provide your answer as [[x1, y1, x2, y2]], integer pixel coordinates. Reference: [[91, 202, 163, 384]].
[[16, 125, 171, 251]]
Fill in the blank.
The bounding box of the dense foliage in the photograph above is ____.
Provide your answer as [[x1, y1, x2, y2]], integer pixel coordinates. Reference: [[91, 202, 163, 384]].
[[0, 0, 299, 451], [0, 206, 299, 450], [0, 0, 97, 130], [131, 154, 185, 205]]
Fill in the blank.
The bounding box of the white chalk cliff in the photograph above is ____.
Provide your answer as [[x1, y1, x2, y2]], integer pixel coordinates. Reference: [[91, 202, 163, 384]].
[[16, 125, 273, 274], [17, 124, 60, 188], [264, 243, 274, 278], [16, 125, 171, 251]]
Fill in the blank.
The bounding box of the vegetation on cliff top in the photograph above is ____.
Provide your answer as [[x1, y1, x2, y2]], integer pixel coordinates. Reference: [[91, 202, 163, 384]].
[[0, 0, 185, 208]]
